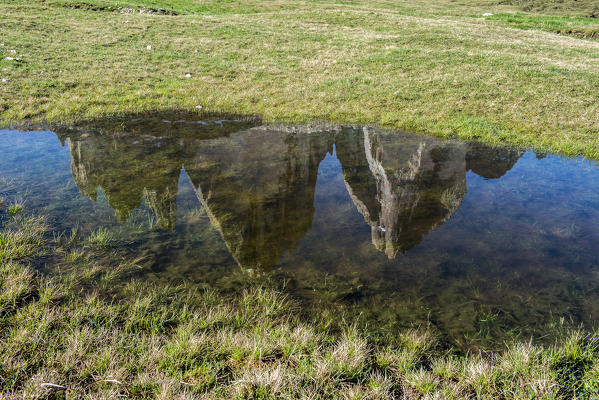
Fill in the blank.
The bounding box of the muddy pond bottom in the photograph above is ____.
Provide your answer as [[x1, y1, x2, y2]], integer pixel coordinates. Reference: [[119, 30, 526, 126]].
[[2, 116, 599, 348]]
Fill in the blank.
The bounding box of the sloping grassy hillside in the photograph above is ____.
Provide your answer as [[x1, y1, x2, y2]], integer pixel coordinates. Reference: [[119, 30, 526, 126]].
[[0, 0, 598, 157], [501, 0, 599, 16]]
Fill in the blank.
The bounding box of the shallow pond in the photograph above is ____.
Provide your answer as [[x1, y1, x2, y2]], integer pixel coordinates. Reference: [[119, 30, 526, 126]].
[[2, 115, 599, 348]]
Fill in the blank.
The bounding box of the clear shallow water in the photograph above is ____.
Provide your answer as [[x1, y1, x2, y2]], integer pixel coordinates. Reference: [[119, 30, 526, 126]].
[[2, 116, 599, 348]]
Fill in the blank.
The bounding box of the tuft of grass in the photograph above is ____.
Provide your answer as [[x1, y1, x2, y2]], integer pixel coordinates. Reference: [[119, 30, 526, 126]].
[[7, 199, 25, 215], [316, 326, 369, 380], [0, 214, 46, 261], [66, 248, 85, 263], [0, 261, 34, 315], [86, 227, 113, 248], [550, 331, 599, 398]]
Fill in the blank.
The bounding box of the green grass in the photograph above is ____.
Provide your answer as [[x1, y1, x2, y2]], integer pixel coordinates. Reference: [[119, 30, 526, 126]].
[[2, 200, 599, 398], [485, 12, 599, 38], [499, 0, 599, 16], [0, 0, 599, 158], [0, 212, 45, 262], [7, 199, 24, 215], [87, 227, 113, 248]]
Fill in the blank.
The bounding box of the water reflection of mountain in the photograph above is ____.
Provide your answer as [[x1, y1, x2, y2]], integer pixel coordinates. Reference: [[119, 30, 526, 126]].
[[57, 120, 523, 269], [337, 128, 468, 258], [183, 128, 334, 271], [56, 118, 257, 231], [67, 135, 183, 230], [337, 129, 523, 257]]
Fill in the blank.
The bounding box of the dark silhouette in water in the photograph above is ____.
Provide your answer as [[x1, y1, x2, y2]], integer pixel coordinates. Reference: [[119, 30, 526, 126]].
[[183, 127, 334, 271], [337, 128, 523, 257], [67, 135, 182, 230], [56, 119, 522, 269]]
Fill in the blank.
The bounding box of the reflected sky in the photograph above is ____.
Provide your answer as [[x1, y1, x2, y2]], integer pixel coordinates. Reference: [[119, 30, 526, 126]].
[[2, 117, 599, 346]]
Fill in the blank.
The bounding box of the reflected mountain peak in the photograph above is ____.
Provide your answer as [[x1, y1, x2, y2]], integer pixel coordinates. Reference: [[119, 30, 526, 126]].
[[184, 126, 334, 271], [64, 131, 183, 230], [340, 129, 510, 258], [57, 118, 523, 268]]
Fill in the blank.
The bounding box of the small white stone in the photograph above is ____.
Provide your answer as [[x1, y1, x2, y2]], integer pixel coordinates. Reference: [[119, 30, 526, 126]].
[[482, 13, 493, 16], [40, 383, 66, 389], [185, 73, 192, 78], [195, 105, 203, 109], [102, 379, 122, 385], [146, 45, 152, 50]]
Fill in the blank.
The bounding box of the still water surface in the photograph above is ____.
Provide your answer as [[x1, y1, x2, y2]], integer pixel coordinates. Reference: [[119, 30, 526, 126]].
[[2, 116, 599, 347]]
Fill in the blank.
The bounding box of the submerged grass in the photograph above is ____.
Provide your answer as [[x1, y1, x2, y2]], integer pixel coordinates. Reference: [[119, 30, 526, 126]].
[[2, 203, 599, 398], [7, 199, 24, 215], [87, 227, 113, 248], [0, 214, 45, 262], [0, 0, 599, 157]]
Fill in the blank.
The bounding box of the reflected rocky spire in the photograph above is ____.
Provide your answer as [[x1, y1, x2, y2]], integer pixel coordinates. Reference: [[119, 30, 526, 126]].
[[56, 116, 258, 231], [65, 134, 183, 229], [335, 127, 382, 231], [184, 127, 334, 271], [338, 129, 523, 258], [339, 128, 468, 257], [56, 116, 523, 267]]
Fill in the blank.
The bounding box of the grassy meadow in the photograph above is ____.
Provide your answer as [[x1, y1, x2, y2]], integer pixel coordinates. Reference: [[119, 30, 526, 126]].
[[0, 0, 598, 156], [1, 201, 599, 398], [3, 1, 599, 398]]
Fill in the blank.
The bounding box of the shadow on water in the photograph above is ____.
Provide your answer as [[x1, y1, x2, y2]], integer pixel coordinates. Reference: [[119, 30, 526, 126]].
[[2, 112, 599, 349]]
